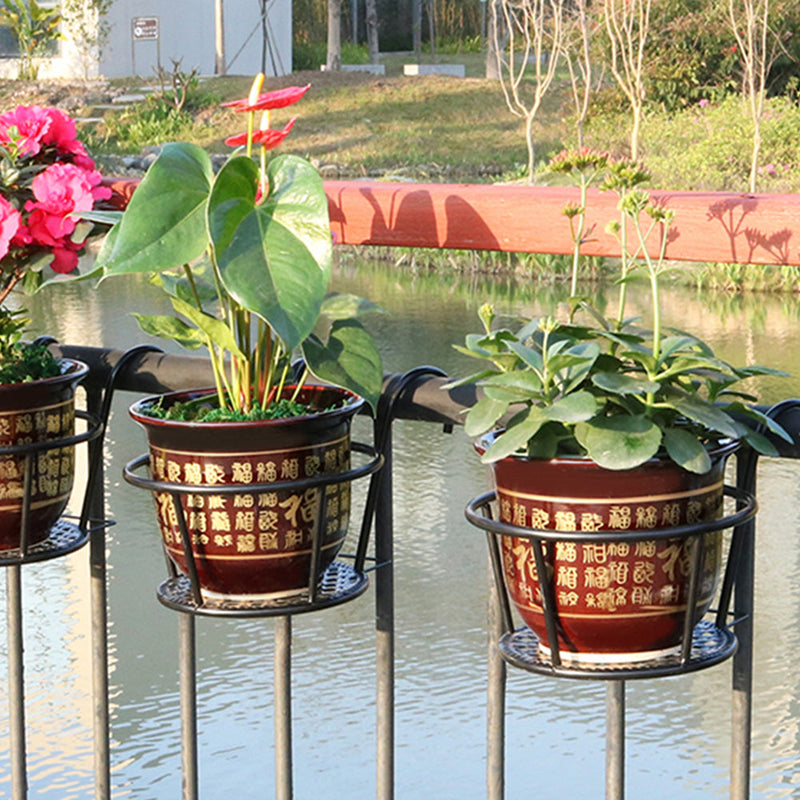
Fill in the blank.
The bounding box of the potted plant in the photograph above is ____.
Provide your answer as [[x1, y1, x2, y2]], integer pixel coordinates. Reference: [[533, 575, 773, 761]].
[[0, 104, 109, 549], [91, 76, 383, 601], [452, 149, 789, 662]]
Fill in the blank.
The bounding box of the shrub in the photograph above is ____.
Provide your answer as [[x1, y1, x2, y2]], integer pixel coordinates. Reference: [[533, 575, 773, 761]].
[[102, 97, 195, 153]]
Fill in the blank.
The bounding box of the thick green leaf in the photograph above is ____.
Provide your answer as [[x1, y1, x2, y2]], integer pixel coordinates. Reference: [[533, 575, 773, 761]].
[[575, 415, 662, 470], [302, 319, 383, 413], [99, 142, 214, 275], [544, 391, 598, 422], [591, 372, 660, 395], [207, 154, 332, 351], [725, 402, 793, 443], [740, 427, 780, 457], [442, 368, 499, 390], [481, 370, 543, 401], [663, 391, 741, 439], [132, 313, 206, 350], [506, 339, 544, 372], [464, 397, 509, 437], [481, 408, 548, 462], [663, 427, 711, 474]]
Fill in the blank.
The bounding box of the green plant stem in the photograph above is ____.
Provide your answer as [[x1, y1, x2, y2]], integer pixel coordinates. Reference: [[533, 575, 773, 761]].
[[260, 326, 274, 409], [260, 144, 268, 199], [616, 195, 629, 330], [206, 246, 240, 410], [183, 262, 228, 410], [569, 178, 590, 297], [290, 365, 310, 403]]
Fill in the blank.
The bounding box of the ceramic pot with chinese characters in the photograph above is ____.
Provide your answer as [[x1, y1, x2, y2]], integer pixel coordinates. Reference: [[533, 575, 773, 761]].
[[130, 385, 364, 600], [0, 360, 88, 551], [479, 433, 738, 664]]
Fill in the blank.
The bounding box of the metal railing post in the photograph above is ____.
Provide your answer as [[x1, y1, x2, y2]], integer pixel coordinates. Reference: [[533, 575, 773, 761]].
[[375, 424, 394, 800], [486, 560, 506, 800], [179, 613, 198, 800], [731, 450, 758, 800], [85, 384, 111, 800], [275, 615, 293, 800], [606, 680, 625, 800], [7, 564, 27, 800]]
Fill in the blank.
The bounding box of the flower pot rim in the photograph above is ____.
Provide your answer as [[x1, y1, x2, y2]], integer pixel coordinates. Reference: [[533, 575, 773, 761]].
[[0, 358, 89, 390], [129, 384, 365, 431], [475, 430, 740, 469]]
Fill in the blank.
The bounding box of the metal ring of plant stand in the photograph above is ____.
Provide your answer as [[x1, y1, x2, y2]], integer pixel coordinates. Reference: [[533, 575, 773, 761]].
[[0, 409, 105, 566], [123, 441, 384, 617], [466, 485, 757, 680]]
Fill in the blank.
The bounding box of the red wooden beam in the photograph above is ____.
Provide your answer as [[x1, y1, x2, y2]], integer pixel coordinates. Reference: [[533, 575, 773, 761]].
[[102, 178, 800, 266]]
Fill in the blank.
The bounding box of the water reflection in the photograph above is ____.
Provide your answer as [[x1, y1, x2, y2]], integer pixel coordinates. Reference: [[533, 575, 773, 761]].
[[0, 256, 799, 798]]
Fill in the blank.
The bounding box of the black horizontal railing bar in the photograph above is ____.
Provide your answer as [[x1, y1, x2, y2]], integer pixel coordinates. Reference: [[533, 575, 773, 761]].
[[51, 343, 800, 459], [52, 344, 476, 425]]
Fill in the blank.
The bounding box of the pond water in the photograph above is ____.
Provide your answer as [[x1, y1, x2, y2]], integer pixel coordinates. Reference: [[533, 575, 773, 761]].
[[1, 253, 799, 799]]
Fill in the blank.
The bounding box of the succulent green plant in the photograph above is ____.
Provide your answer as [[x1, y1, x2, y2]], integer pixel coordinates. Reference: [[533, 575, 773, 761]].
[[450, 149, 789, 472]]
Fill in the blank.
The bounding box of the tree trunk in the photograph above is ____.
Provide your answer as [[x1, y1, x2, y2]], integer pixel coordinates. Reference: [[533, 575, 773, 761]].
[[428, 0, 435, 58], [413, 0, 423, 59], [485, 0, 504, 80], [365, 0, 379, 64], [327, 0, 341, 71], [214, 0, 226, 75]]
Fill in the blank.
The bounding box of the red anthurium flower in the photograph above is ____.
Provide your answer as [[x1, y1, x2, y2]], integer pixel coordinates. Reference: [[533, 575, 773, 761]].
[[225, 118, 297, 150], [222, 84, 310, 113]]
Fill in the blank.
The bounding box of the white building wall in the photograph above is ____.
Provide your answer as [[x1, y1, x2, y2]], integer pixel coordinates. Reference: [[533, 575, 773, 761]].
[[100, 0, 292, 78]]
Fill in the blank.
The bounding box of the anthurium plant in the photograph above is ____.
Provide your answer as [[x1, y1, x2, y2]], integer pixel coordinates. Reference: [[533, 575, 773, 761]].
[[92, 75, 382, 418], [451, 149, 789, 473]]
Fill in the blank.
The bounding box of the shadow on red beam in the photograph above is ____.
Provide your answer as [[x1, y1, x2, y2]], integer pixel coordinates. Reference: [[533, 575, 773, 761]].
[[101, 177, 800, 267]]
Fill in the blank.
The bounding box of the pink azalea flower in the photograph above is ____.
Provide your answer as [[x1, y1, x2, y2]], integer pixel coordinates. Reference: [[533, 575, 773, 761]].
[[49, 240, 83, 274], [41, 107, 96, 167], [0, 196, 22, 261], [25, 162, 98, 243], [0, 105, 53, 157]]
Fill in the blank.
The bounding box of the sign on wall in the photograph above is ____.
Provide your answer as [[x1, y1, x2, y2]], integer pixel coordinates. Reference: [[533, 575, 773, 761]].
[[132, 17, 159, 41]]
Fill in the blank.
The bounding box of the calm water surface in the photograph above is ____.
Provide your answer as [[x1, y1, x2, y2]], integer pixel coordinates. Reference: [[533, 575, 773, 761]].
[[0, 254, 799, 798]]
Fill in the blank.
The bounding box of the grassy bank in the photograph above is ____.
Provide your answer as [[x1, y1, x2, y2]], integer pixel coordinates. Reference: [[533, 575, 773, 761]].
[[4, 66, 800, 193]]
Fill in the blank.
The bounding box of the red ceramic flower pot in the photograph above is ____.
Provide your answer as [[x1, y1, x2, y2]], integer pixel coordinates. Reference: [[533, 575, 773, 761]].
[[0, 359, 88, 551], [479, 433, 738, 663], [130, 385, 364, 600]]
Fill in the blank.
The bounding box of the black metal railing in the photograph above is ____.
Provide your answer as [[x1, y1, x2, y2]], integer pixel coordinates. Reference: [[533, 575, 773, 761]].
[[3, 343, 799, 800]]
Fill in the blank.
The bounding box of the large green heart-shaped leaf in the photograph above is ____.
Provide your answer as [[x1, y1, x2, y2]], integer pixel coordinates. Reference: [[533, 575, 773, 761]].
[[207, 154, 332, 352], [100, 142, 213, 275], [301, 319, 383, 413]]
